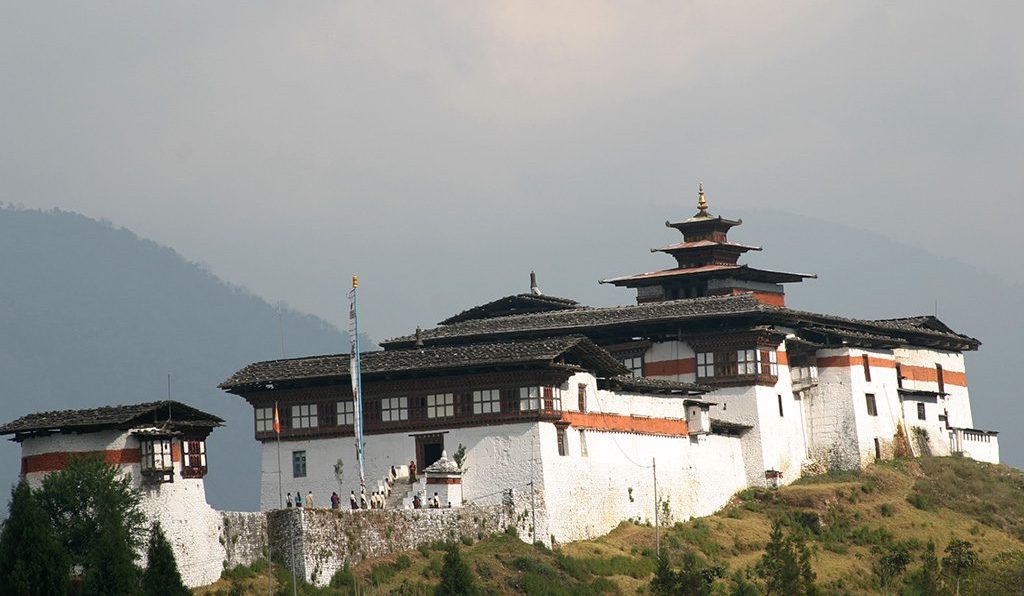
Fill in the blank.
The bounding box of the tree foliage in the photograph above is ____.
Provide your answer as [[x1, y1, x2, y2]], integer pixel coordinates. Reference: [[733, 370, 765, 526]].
[[650, 550, 724, 596], [435, 543, 479, 596], [142, 521, 189, 596], [81, 508, 141, 595], [0, 479, 71, 595], [756, 521, 817, 595], [36, 455, 146, 567], [905, 539, 942, 595], [872, 545, 911, 595], [942, 538, 978, 596]]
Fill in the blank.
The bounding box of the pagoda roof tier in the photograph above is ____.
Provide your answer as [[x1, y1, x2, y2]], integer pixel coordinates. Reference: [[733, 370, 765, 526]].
[[0, 401, 223, 441], [665, 214, 742, 236], [599, 264, 816, 287], [651, 239, 763, 254]]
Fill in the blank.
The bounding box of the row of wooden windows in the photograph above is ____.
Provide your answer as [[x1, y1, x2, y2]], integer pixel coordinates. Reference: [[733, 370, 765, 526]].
[[866, 392, 928, 421], [140, 437, 207, 483], [255, 386, 564, 432], [696, 349, 778, 379]]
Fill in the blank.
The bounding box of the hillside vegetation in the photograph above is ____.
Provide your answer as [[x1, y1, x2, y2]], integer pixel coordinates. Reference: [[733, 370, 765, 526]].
[[202, 457, 1024, 595]]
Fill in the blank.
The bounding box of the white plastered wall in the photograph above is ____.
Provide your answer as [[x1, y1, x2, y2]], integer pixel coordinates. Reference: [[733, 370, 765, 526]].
[[20, 432, 227, 588]]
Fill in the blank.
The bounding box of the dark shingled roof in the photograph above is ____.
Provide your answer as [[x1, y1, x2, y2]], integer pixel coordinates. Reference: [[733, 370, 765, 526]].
[[383, 294, 980, 352], [0, 401, 223, 437], [220, 336, 629, 392], [387, 294, 771, 346], [439, 293, 583, 325], [601, 375, 709, 396]]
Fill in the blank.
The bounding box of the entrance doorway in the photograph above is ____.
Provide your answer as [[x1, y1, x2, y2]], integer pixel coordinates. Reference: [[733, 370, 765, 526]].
[[415, 433, 445, 471]]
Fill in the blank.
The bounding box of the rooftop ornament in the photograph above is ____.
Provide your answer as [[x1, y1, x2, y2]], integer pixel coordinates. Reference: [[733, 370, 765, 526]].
[[530, 271, 542, 296], [696, 183, 709, 217]]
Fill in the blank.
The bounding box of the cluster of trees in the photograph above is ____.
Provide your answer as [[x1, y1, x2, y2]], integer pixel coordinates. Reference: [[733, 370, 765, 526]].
[[0, 456, 189, 595], [650, 519, 997, 596]]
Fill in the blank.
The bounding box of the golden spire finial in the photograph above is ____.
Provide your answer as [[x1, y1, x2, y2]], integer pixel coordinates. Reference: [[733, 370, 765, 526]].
[[697, 183, 708, 215]]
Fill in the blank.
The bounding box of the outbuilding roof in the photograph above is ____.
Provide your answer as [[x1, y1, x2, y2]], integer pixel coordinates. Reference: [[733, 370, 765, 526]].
[[220, 336, 629, 392], [439, 293, 582, 325], [0, 401, 223, 440]]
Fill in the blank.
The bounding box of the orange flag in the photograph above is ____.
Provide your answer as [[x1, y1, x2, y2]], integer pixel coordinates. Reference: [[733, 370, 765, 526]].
[[273, 402, 281, 434]]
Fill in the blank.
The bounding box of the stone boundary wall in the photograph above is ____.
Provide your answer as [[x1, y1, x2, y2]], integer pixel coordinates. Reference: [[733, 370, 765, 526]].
[[268, 503, 516, 586], [220, 511, 269, 571]]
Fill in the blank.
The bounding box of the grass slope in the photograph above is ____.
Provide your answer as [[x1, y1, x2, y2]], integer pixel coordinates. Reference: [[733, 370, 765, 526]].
[[200, 457, 1024, 595]]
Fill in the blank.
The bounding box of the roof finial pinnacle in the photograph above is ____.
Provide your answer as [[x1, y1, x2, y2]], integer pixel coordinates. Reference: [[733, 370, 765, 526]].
[[415, 326, 424, 348], [697, 183, 709, 216], [530, 271, 542, 295]]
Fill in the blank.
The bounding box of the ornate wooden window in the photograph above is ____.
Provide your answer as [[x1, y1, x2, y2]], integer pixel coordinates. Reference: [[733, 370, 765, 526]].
[[577, 384, 587, 413], [519, 387, 541, 411], [337, 401, 354, 426], [917, 402, 926, 421], [556, 426, 567, 456], [255, 407, 274, 433], [544, 387, 562, 411], [759, 350, 779, 376], [292, 450, 307, 478], [737, 349, 758, 375], [181, 439, 207, 478], [696, 352, 714, 378], [865, 393, 878, 417], [291, 404, 318, 429], [472, 390, 501, 414], [140, 438, 174, 483], [381, 397, 408, 422], [426, 393, 455, 419], [620, 355, 643, 378]]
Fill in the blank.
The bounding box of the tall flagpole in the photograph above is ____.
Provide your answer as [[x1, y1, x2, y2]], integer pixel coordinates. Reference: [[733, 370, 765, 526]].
[[349, 276, 366, 496]]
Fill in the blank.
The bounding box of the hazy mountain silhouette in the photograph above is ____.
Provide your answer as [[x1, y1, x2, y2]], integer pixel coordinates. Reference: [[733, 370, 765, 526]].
[[0, 206, 351, 512]]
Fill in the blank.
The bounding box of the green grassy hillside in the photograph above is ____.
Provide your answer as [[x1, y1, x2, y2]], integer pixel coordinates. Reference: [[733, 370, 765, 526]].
[[202, 457, 1024, 595]]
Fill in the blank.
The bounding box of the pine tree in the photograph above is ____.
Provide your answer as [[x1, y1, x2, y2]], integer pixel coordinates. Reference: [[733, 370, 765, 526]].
[[650, 551, 724, 596], [872, 545, 911, 596], [141, 521, 189, 596], [757, 521, 801, 595], [906, 540, 942, 595], [37, 455, 146, 573], [435, 543, 479, 596], [0, 480, 71, 595], [81, 508, 141, 596]]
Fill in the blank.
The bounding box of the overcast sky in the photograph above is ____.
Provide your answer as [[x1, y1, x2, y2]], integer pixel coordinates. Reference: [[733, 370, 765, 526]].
[[2, 2, 1022, 341]]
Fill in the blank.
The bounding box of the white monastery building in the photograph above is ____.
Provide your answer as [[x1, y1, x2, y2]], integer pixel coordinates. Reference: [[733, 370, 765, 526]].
[[0, 188, 1002, 584], [219, 188, 1000, 544]]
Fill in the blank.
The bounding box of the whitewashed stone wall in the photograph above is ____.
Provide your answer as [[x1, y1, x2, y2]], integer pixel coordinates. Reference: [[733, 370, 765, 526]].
[[19, 431, 228, 588]]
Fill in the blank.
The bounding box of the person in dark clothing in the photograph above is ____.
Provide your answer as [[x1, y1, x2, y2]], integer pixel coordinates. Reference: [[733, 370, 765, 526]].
[[350, 491, 358, 510], [295, 492, 303, 508], [331, 491, 340, 509], [409, 460, 417, 483], [286, 492, 293, 508]]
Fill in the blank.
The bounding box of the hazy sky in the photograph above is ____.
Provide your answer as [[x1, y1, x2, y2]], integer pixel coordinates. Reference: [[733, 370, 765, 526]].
[[2, 2, 1022, 341]]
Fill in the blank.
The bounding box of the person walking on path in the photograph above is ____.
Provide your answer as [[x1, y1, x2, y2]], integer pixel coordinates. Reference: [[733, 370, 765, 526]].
[[409, 460, 417, 483], [331, 491, 340, 510]]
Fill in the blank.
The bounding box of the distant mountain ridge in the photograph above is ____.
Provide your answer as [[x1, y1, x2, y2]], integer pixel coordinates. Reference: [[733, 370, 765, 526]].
[[0, 206, 350, 512]]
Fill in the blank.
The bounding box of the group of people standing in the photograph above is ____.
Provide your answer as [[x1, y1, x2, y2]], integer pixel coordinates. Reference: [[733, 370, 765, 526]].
[[281, 458, 431, 512], [285, 490, 315, 509]]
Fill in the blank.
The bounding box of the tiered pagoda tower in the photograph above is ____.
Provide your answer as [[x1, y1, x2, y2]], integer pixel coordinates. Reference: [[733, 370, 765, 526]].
[[601, 185, 814, 306]]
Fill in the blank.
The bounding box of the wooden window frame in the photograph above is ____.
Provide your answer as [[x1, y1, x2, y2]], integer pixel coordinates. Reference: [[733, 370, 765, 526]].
[[577, 384, 587, 413], [140, 438, 174, 483], [426, 393, 455, 419], [696, 352, 715, 378], [255, 407, 274, 433], [291, 404, 318, 429], [337, 401, 354, 426], [556, 426, 567, 456], [936, 364, 945, 395], [917, 402, 926, 421], [472, 389, 501, 415], [862, 354, 872, 382], [181, 439, 207, 479], [381, 397, 409, 422], [519, 387, 541, 411], [865, 393, 878, 417], [292, 450, 307, 478]]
